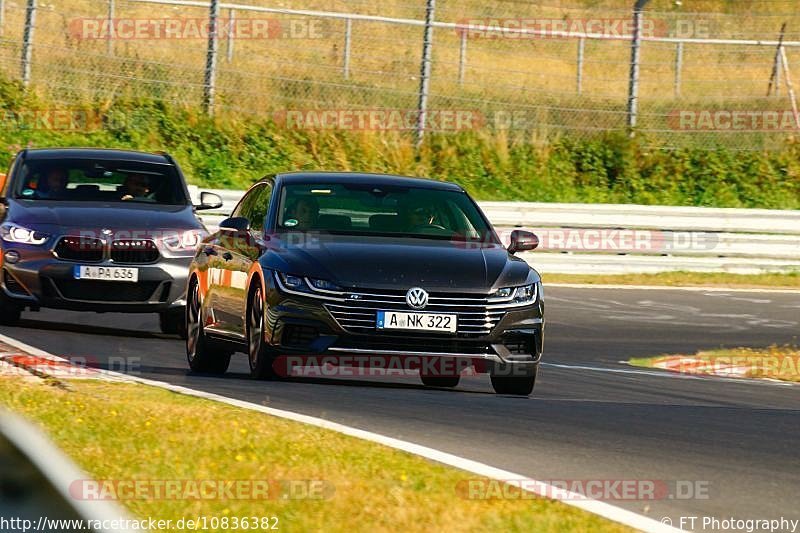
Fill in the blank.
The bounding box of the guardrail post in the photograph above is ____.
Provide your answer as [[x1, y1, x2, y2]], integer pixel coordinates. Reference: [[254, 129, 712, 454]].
[[576, 37, 585, 94], [626, 0, 650, 135], [20, 0, 36, 87], [674, 41, 683, 97], [106, 0, 115, 55], [343, 18, 352, 79], [415, 0, 436, 149], [203, 0, 221, 115], [458, 29, 467, 86], [226, 9, 235, 62]]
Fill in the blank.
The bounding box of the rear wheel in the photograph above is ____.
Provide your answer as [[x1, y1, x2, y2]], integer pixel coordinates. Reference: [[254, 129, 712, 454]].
[[186, 280, 231, 375], [247, 285, 278, 380], [0, 292, 22, 326], [160, 307, 187, 339], [490, 365, 538, 396], [420, 375, 461, 388]]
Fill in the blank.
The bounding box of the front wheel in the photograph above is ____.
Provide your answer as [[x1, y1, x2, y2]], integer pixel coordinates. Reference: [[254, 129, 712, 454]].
[[247, 285, 278, 380], [186, 280, 231, 375], [160, 307, 187, 339], [490, 365, 538, 396], [0, 292, 22, 326]]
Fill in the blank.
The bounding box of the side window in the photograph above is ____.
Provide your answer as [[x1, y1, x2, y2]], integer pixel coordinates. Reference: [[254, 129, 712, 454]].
[[233, 182, 273, 232], [232, 184, 262, 220], [249, 181, 273, 233]]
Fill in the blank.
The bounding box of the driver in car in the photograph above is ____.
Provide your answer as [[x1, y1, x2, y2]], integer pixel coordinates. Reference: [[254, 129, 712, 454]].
[[37, 167, 69, 199], [399, 200, 440, 231], [120, 173, 155, 202]]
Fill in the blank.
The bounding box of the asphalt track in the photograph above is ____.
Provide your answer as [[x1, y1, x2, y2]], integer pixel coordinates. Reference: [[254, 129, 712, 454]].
[[2, 286, 799, 530]]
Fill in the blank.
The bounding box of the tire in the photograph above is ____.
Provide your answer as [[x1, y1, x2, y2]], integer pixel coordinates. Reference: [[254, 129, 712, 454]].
[[0, 292, 22, 326], [160, 307, 188, 339], [420, 375, 460, 388], [490, 365, 538, 396], [247, 284, 278, 380], [186, 280, 231, 375]]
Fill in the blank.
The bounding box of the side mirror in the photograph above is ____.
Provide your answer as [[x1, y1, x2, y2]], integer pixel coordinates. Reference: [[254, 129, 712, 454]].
[[196, 191, 223, 211], [219, 216, 251, 233], [508, 230, 539, 254]]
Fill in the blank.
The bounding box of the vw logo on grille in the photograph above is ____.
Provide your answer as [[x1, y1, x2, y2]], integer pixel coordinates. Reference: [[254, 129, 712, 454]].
[[406, 287, 429, 310]]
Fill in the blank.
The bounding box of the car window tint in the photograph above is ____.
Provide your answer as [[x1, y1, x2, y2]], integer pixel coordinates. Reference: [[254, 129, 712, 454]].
[[13, 159, 186, 205], [277, 183, 492, 241]]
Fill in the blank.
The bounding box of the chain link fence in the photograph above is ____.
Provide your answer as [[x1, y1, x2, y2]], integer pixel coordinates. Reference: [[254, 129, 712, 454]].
[[1, 0, 799, 150]]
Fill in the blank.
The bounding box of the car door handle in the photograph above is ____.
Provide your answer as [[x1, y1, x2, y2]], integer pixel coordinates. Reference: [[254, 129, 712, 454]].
[[203, 247, 217, 256], [222, 252, 233, 261]]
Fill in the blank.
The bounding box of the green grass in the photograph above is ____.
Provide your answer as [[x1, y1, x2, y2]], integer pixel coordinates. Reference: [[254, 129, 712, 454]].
[[630, 346, 800, 382], [544, 271, 800, 289], [2, 79, 800, 208], [0, 378, 631, 532]]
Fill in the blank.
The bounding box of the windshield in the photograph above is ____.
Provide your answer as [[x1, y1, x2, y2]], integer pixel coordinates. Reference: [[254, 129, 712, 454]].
[[12, 158, 187, 205], [276, 182, 495, 241]]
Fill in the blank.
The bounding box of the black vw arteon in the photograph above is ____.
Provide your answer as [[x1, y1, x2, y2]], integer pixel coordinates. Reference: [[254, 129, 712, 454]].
[[187, 172, 544, 395]]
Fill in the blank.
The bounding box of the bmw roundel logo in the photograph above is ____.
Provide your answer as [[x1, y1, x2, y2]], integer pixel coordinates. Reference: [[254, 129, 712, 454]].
[[406, 287, 429, 310]]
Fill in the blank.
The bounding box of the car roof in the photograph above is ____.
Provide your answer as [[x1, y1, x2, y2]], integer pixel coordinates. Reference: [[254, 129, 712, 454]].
[[21, 148, 173, 165], [274, 171, 463, 192]]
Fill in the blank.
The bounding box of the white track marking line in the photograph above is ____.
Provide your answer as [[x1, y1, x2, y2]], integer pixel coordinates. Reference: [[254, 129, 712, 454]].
[[0, 331, 680, 533], [549, 283, 800, 294], [542, 362, 798, 387]]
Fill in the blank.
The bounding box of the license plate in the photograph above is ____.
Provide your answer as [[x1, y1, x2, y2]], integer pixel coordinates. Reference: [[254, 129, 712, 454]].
[[376, 311, 457, 333], [74, 265, 139, 283]]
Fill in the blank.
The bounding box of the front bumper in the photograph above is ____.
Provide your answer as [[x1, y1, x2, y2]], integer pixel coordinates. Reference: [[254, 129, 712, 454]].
[[1, 241, 192, 313], [263, 276, 545, 371]]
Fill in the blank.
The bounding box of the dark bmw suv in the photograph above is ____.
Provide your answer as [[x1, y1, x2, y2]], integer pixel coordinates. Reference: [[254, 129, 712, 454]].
[[0, 148, 222, 335], [187, 172, 544, 395]]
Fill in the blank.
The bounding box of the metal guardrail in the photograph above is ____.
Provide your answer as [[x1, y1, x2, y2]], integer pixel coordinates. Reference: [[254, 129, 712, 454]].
[[189, 187, 800, 274], [0, 409, 138, 532]]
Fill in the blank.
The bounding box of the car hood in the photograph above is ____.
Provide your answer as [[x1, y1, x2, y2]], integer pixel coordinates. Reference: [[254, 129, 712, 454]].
[[264, 234, 536, 292], [4, 200, 204, 233]]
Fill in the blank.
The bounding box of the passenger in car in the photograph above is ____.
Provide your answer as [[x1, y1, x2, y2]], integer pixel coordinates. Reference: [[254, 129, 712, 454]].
[[285, 196, 320, 230], [120, 173, 155, 202]]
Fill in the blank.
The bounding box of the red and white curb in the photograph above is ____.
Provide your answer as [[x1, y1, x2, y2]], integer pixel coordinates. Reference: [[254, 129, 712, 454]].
[[651, 356, 752, 378], [0, 332, 682, 533]]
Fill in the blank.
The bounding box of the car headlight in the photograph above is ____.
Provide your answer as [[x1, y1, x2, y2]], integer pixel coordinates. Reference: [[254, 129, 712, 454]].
[[163, 230, 207, 252], [490, 283, 538, 304], [0, 222, 50, 245], [276, 272, 343, 294]]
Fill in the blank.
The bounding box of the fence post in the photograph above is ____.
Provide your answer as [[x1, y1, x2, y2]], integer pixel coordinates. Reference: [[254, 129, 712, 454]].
[[203, 0, 221, 115], [343, 18, 352, 79], [20, 0, 36, 87], [674, 41, 683, 97], [0, 0, 6, 38], [107, 0, 115, 55], [626, 0, 650, 134], [415, 0, 436, 149], [226, 9, 235, 62], [458, 29, 467, 86], [576, 37, 585, 94]]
